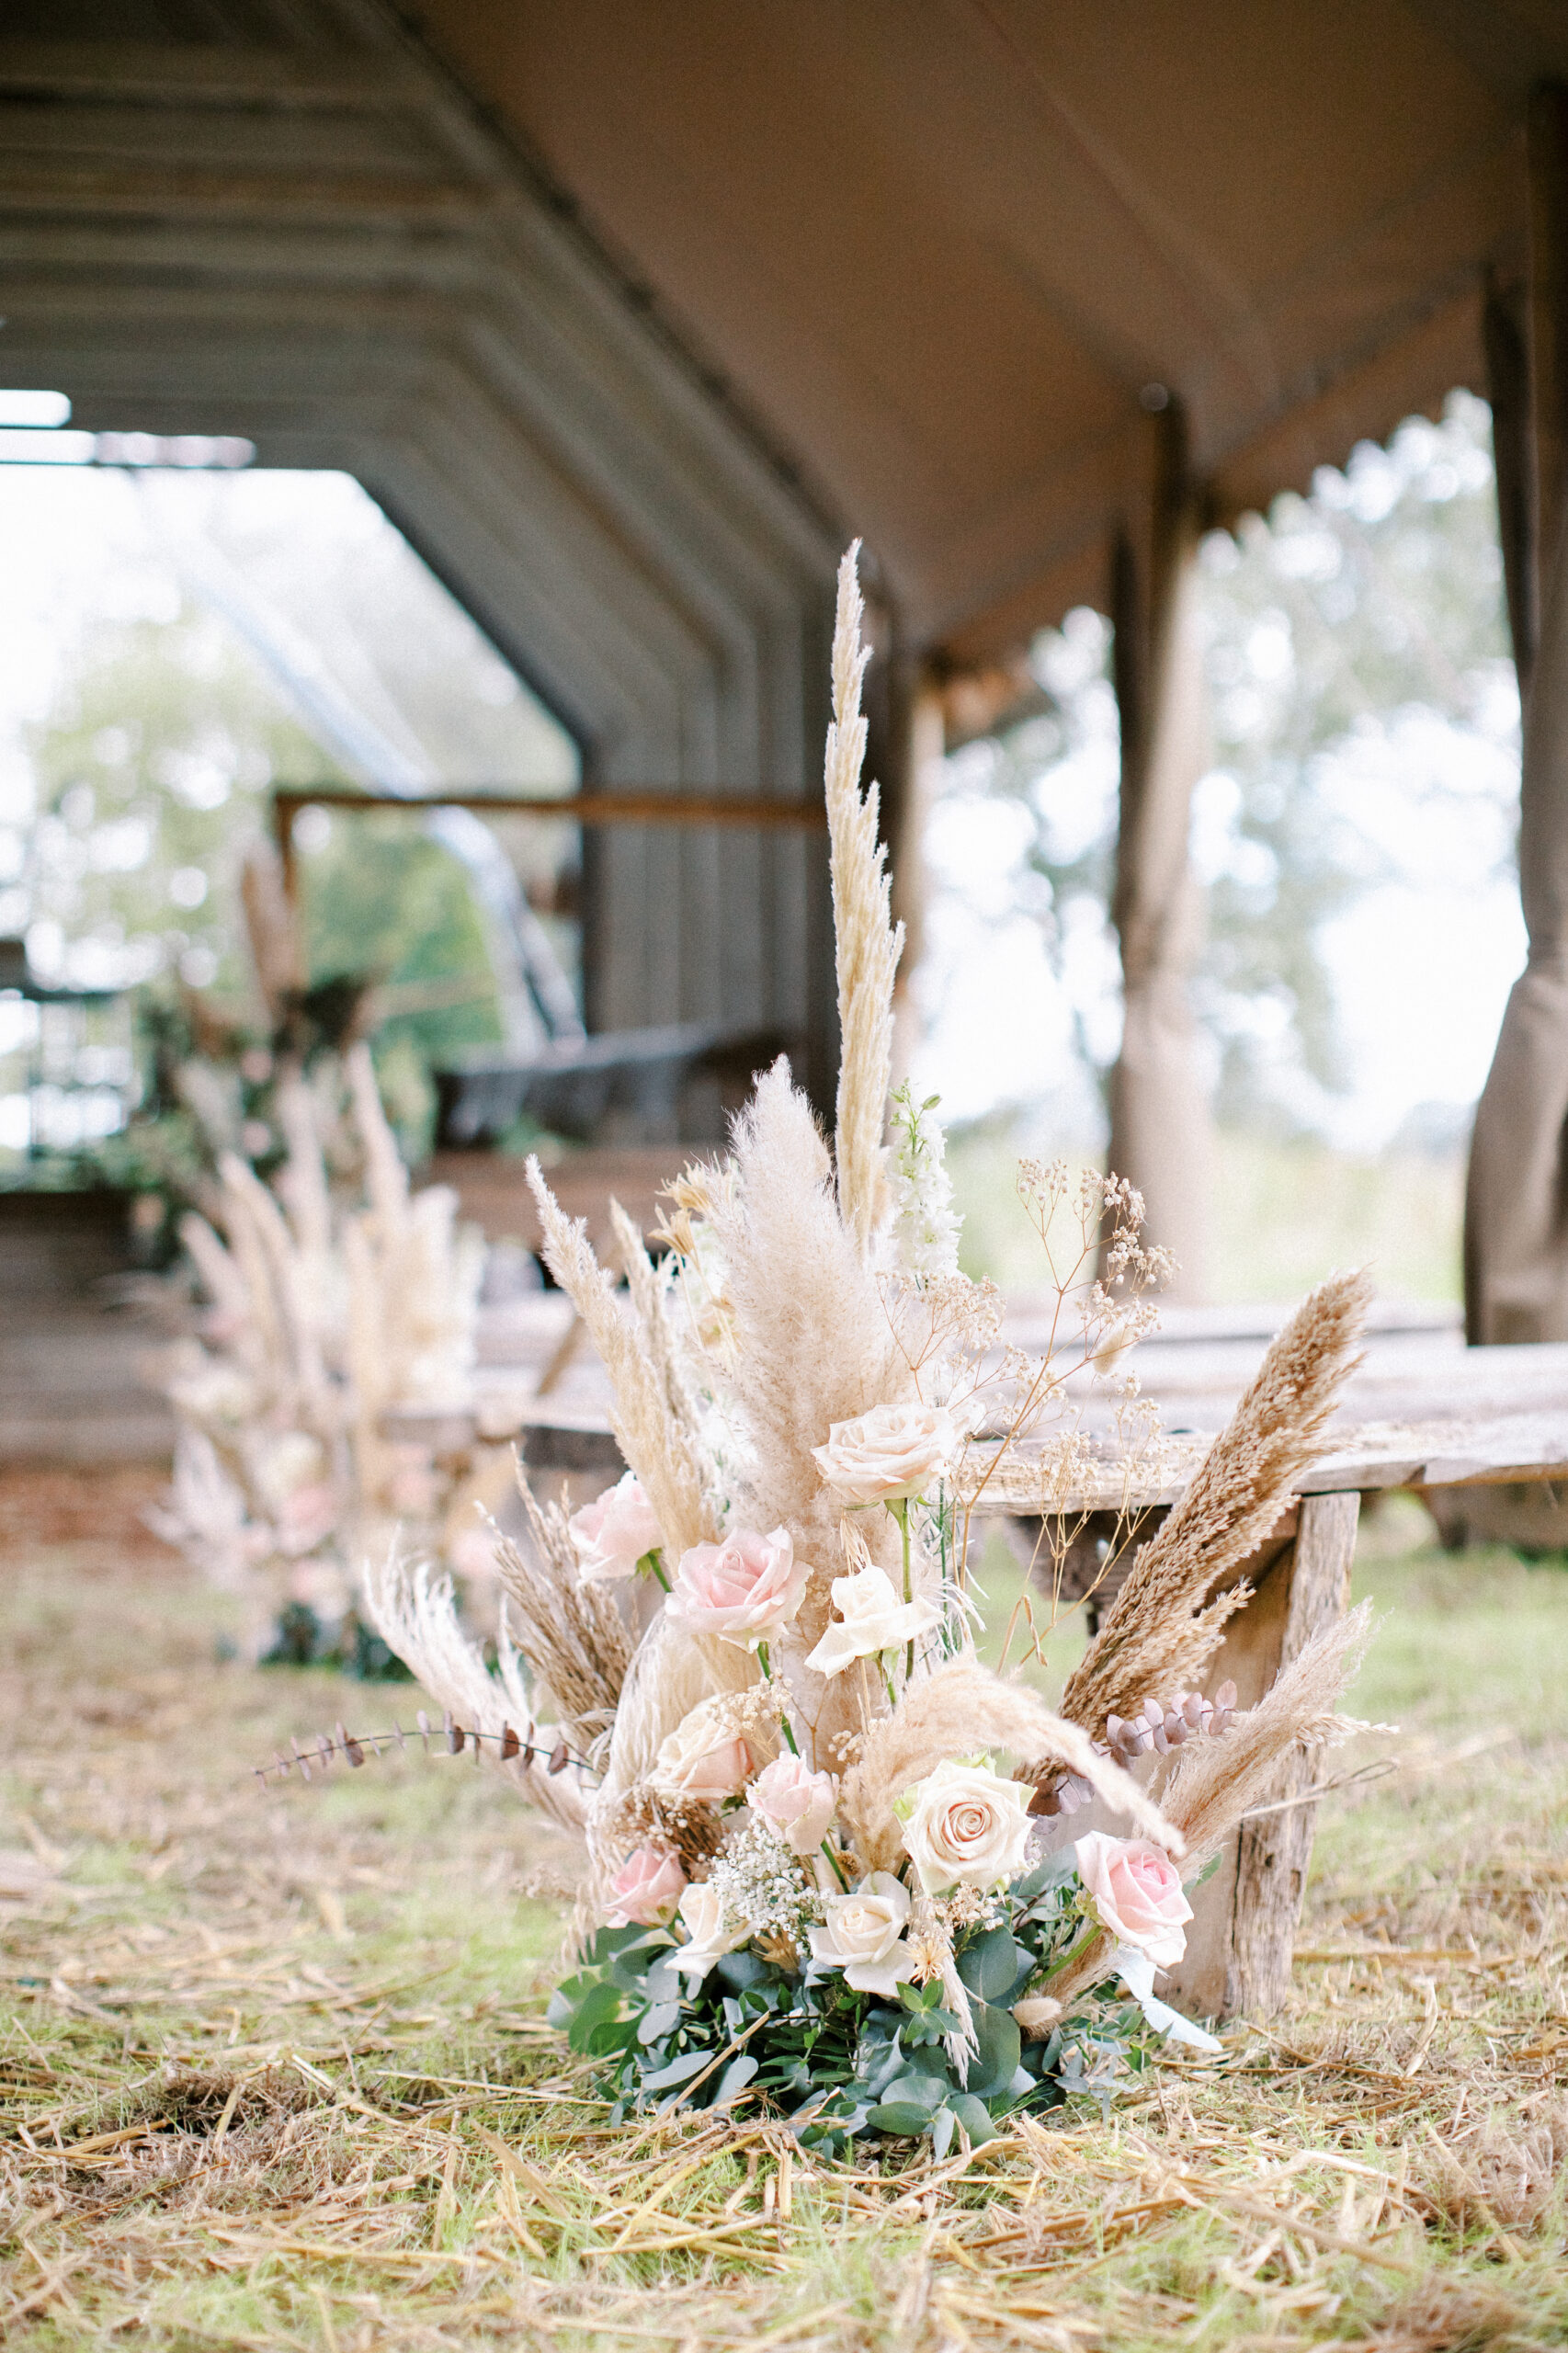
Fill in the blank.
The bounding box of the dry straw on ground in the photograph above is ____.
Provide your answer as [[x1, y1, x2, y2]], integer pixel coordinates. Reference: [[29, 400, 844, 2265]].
[[3, 1471, 1565, 2352]]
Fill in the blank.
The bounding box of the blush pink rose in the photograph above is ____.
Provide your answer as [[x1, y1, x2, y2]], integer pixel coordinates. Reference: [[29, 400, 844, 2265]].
[[749, 1753, 836, 1858], [568, 1472, 662, 1582], [665, 1525, 809, 1649], [1074, 1832, 1192, 1968], [606, 1847, 687, 1927]]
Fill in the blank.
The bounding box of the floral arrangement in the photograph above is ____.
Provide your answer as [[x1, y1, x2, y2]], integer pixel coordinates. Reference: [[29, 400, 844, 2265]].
[[156, 1040, 487, 1665], [365, 547, 1376, 2151]]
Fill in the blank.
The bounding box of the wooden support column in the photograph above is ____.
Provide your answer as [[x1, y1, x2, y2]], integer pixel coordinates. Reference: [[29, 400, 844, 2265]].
[[1163, 1488, 1361, 2019], [1107, 397, 1214, 1302], [1467, 84, 1568, 1344]]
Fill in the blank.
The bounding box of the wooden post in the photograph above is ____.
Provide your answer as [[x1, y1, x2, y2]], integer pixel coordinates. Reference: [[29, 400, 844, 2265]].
[[1466, 84, 1568, 1345], [1163, 1488, 1360, 2019], [1106, 397, 1214, 1302]]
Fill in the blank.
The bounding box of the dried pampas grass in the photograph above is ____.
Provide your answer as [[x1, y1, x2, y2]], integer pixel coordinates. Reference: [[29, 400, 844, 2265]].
[[1060, 1267, 1371, 1739], [707, 1063, 908, 1549], [486, 1469, 631, 1755], [360, 1552, 588, 1838], [838, 1655, 1179, 1876], [825, 542, 903, 1261], [609, 1198, 703, 1454], [1157, 1599, 1373, 1869], [525, 1157, 712, 1560]]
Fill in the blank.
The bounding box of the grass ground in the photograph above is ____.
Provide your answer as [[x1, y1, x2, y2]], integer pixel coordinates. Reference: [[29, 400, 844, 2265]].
[[2, 1471, 1564, 2352], [947, 1131, 1465, 1306]]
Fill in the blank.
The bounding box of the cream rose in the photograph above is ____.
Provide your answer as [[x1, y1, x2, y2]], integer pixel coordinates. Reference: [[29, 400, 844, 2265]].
[[811, 1401, 958, 1506], [670, 1880, 747, 1982], [1074, 1832, 1192, 1969], [568, 1472, 662, 1582], [649, 1697, 759, 1803], [665, 1525, 809, 1649], [606, 1847, 687, 1927], [900, 1757, 1034, 1895], [808, 1871, 913, 1996], [748, 1753, 836, 1858], [803, 1564, 941, 1677]]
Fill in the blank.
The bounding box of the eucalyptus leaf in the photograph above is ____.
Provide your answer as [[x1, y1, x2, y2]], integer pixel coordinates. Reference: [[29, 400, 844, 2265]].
[[716, 1949, 769, 1993], [563, 1980, 621, 2054], [867, 2099, 939, 2136], [642, 1957, 685, 2007], [637, 2003, 682, 2045], [957, 1925, 1027, 2003], [640, 2047, 715, 2093], [713, 2052, 760, 2108], [947, 2091, 1002, 2145], [875, 2071, 947, 2113], [965, 2001, 1022, 2098]]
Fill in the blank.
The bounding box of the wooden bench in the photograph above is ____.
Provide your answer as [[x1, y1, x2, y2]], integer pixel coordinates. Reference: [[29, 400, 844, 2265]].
[[387, 1308, 1568, 2018]]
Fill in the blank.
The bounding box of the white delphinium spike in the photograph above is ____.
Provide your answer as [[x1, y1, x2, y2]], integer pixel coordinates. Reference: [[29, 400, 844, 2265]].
[[885, 1082, 960, 1282], [826, 542, 904, 1262]]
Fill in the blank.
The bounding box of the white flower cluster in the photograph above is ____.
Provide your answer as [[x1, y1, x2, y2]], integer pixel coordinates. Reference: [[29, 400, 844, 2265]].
[[929, 1881, 1006, 1936], [885, 1083, 960, 1283], [704, 1817, 824, 1947]]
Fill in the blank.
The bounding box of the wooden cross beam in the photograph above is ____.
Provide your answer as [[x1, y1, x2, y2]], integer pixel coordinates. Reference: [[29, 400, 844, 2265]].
[[270, 785, 827, 898]]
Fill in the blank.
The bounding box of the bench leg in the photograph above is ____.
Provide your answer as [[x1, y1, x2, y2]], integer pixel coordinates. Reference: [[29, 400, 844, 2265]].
[[1162, 1488, 1361, 2019], [1226, 1488, 1360, 2014]]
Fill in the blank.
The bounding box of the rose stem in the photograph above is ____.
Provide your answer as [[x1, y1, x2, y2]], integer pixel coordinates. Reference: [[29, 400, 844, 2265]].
[[756, 1643, 800, 1755], [642, 1548, 672, 1594], [820, 1840, 850, 1892], [1036, 1920, 1102, 1992], [892, 1497, 915, 1682]]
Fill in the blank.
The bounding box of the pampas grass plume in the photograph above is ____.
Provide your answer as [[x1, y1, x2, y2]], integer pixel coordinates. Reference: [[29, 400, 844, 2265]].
[[826, 542, 903, 1261], [1061, 1267, 1372, 1736]]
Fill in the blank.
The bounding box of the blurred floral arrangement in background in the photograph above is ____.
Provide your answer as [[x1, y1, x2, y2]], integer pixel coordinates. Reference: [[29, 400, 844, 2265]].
[[348, 548, 1377, 2153], [154, 1038, 486, 1670]]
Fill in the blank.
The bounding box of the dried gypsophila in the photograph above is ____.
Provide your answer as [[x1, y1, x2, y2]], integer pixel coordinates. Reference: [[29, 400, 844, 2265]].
[[930, 1883, 1006, 1934], [705, 1817, 824, 1946], [597, 1785, 726, 1878]]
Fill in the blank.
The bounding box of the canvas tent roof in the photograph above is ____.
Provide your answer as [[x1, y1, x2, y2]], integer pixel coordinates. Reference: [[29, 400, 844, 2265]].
[[418, 0, 1565, 672]]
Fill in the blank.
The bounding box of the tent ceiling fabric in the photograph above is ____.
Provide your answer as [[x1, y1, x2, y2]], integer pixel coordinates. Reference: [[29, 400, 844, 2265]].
[[418, 0, 1567, 667]]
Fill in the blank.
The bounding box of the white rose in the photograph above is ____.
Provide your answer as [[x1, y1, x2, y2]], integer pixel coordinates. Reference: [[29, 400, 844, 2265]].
[[811, 1401, 958, 1506], [900, 1757, 1034, 1895], [649, 1697, 759, 1803], [803, 1564, 941, 1678], [808, 1871, 913, 1997], [670, 1880, 747, 1983]]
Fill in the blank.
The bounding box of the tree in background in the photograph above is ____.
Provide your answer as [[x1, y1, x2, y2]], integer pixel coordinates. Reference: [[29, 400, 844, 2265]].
[[1, 470, 581, 1186], [918, 392, 1519, 1154]]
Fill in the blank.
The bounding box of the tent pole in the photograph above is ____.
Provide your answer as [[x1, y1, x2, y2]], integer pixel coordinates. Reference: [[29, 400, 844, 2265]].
[[1466, 84, 1568, 1345], [1105, 397, 1213, 1302]]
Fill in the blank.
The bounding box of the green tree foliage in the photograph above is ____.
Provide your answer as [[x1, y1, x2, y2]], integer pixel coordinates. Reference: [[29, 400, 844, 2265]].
[[24, 605, 335, 1001], [21, 603, 508, 1088], [926, 392, 1517, 1138]]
